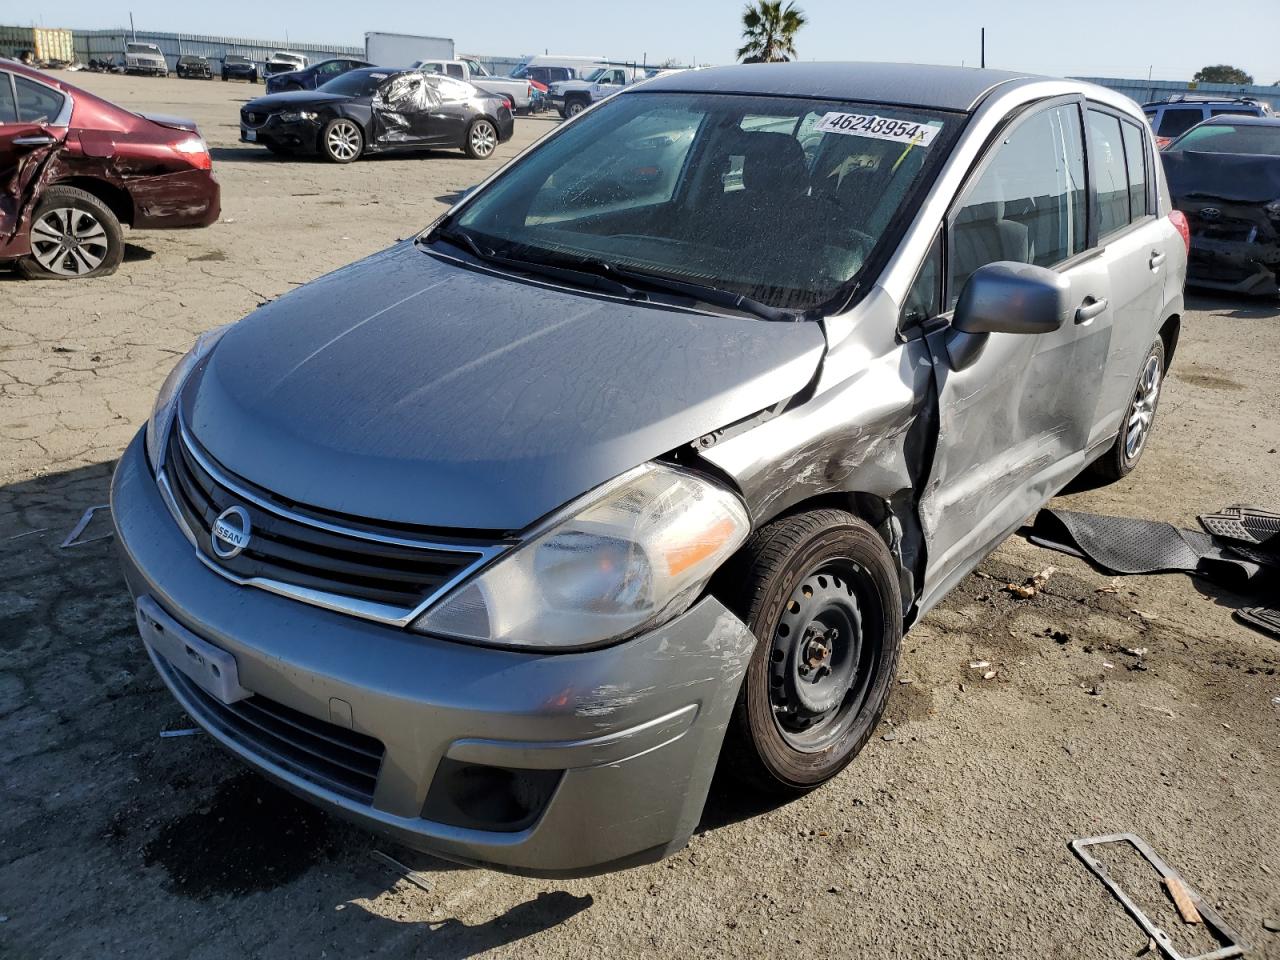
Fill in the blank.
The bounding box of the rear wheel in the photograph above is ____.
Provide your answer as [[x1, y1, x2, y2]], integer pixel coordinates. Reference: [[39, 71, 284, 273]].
[[718, 509, 903, 793], [320, 118, 363, 163], [1087, 337, 1165, 483], [465, 119, 498, 159], [19, 185, 123, 280]]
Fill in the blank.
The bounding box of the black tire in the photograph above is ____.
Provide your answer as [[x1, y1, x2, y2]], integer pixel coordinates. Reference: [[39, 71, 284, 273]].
[[717, 509, 903, 794], [464, 118, 498, 159], [564, 97, 588, 118], [19, 185, 124, 280], [1087, 337, 1166, 484], [319, 117, 363, 163]]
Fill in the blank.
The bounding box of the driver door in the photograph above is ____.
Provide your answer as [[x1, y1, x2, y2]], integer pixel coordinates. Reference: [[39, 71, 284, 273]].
[[0, 70, 69, 255], [371, 73, 439, 146], [916, 99, 1115, 609]]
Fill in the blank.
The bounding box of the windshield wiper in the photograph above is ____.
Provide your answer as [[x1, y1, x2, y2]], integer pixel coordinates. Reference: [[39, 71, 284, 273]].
[[426, 228, 641, 299]]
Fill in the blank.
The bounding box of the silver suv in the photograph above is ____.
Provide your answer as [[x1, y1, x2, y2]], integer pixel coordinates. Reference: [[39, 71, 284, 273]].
[[112, 62, 1187, 877]]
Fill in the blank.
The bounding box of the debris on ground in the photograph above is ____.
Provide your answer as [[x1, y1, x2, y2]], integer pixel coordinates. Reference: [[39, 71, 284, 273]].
[[1070, 833, 1247, 959], [1004, 566, 1056, 598], [369, 850, 432, 894], [1262, 918, 1280, 933], [968, 660, 990, 670], [1132, 609, 1160, 622], [159, 728, 201, 739], [60, 504, 113, 548]]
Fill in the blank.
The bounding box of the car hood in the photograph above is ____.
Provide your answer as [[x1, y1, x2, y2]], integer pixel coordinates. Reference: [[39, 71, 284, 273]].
[[1164, 150, 1280, 204], [244, 90, 352, 111], [182, 242, 827, 531]]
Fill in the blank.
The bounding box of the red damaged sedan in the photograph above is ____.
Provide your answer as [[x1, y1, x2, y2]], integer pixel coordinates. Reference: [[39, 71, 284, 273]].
[[0, 62, 220, 279]]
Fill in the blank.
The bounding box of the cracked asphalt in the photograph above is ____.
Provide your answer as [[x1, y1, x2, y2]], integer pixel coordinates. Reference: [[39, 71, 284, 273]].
[[2, 73, 1278, 960]]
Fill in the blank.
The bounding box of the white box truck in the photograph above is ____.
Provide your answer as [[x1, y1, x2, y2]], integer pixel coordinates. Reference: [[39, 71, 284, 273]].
[[365, 32, 455, 67]]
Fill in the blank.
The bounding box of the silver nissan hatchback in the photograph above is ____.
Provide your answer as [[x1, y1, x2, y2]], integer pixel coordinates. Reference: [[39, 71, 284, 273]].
[[112, 62, 1187, 877]]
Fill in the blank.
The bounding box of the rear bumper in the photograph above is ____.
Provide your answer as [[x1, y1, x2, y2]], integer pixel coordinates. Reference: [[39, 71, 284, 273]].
[[241, 116, 323, 153], [110, 431, 755, 876], [130, 169, 220, 229]]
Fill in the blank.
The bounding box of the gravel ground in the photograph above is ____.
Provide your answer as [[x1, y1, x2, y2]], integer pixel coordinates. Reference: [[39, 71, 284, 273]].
[[1, 73, 1278, 960]]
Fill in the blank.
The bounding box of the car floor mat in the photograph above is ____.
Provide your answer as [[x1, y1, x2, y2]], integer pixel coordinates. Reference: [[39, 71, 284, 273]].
[[1198, 505, 1280, 549], [1234, 606, 1280, 640], [1025, 508, 1267, 588]]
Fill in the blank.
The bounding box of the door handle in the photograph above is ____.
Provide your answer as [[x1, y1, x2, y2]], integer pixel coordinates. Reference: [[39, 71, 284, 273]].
[[12, 134, 57, 147], [1149, 251, 1167, 269], [1075, 297, 1108, 324]]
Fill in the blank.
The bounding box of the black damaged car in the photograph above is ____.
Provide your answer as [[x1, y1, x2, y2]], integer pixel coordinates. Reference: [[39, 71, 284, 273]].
[[240, 67, 514, 163], [1163, 115, 1280, 296], [265, 57, 371, 94]]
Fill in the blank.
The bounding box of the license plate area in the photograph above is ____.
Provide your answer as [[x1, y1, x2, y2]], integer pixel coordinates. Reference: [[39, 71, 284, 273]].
[[136, 595, 251, 704], [241, 127, 256, 142]]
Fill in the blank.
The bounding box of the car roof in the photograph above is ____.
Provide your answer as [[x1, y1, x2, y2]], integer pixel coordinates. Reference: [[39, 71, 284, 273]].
[[637, 61, 1043, 112], [1199, 114, 1280, 126]]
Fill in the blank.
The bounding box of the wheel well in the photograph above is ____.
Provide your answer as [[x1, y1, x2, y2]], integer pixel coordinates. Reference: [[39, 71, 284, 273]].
[[53, 177, 133, 227], [1159, 314, 1181, 369]]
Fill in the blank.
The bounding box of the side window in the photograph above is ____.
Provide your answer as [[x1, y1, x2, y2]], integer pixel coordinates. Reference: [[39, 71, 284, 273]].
[[1120, 119, 1150, 219], [14, 76, 66, 124], [948, 104, 1086, 306], [1158, 107, 1203, 138], [446, 63, 464, 79], [0, 74, 17, 123], [902, 233, 943, 328], [1087, 111, 1129, 238]]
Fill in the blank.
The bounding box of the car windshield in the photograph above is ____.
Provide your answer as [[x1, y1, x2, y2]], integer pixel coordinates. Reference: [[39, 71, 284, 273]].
[[581, 68, 607, 82], [127, 44, 159, 54], [318, 70, 387, 97], [1167, 122, 1280, 156], [449, 92, 953, 312], [225, 56, 249, 65]]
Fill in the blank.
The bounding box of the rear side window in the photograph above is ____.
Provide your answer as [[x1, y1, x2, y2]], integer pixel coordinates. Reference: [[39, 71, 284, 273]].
[[0, 74, 17, 123], [1210, 107, 1253, 117], [1120, 120, 1150, 219], [1087, 112, 1129, 237], [1158, 107, 1203, 138], [949, 103, 1086, 306], [14, 76, 66, 124]]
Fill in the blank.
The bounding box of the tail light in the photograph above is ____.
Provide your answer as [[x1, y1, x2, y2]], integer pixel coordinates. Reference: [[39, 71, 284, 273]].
[[1169, 210, 1190, 254], [171, 135, 212, 171]]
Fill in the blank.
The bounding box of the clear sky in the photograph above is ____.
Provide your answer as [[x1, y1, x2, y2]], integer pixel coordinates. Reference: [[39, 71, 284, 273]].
[[23, 0, 1279, 84]]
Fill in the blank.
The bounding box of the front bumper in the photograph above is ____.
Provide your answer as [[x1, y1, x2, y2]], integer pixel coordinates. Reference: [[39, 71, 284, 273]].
[[240, 115, 323, 153], [110, 431, 755, 877], [1188, 236, 1280, 296]]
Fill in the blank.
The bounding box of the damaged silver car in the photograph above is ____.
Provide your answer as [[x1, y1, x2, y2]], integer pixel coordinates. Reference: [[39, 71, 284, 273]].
[[111, 62, 1187, 877]]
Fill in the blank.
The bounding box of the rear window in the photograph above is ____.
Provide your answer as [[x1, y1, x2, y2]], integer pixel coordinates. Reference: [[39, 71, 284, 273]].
[[0, 74, 17, 123], [1157, 107, 1204, 138], [1210, 107, 1255, 117]]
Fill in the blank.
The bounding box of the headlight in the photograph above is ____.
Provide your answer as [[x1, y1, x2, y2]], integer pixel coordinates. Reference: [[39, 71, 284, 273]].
[[413, 463, 750, 650], [1263, 199, 1280, 220], [278, 110, 318, 122], [145, 325, 231, 469]]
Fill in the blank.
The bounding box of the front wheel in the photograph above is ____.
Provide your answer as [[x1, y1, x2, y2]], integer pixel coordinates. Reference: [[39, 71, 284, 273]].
[[1087, 337, 1166, 483], [320, 118, 363, 163], [465, 118, 498, 159], [718, 509, 903, 793], [19, 185, 124, 280], [564, 98, 588, 118]]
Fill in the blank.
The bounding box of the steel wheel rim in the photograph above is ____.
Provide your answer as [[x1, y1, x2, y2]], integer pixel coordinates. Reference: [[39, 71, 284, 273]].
[[1125, 354, 1162, 460], [567, 101, 585, 116], [30, 207, 108, 276], [768, 562, 877, 752], [326, 121, 361, 160], [470, 121, 496, 156]]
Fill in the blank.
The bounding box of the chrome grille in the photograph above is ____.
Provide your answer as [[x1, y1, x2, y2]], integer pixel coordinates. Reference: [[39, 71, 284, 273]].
[[159, 420, 502, 623]]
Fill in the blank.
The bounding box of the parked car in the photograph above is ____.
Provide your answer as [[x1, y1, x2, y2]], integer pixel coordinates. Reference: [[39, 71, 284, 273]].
[[264, 57, 370, 94], [510, 55, 607, 82], [221, 55, 258, 83], [123, 41, 167, 77], [176, 55, 213, 80], [1143, 95, 1273, 149], [0, 62, 218, 278], [547, 65, 668, 117], [413, 58, 532, 112], [239, 67, 513, 162], [113, 62, 1185, 877], [264, 51, 307, 77], [1162, 115, 1280, 296]]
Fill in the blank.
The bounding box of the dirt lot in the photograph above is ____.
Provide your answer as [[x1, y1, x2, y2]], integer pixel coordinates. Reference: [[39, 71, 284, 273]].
[[2, 73, 1278, 960]]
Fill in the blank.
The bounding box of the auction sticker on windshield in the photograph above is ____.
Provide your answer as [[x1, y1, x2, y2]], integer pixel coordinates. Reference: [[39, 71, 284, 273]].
[[817, 113, 940, 145]]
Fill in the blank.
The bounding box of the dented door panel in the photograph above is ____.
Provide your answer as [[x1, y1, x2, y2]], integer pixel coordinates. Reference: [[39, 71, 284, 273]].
[[0, 125, 65, 257]]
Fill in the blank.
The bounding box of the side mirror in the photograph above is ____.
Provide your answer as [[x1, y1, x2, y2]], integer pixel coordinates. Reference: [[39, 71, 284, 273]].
[[953, 261, 1073, 335], [946, 262, 1073, 371]]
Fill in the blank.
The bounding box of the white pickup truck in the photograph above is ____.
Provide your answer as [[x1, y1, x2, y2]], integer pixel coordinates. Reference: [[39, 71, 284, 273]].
[[547, 66, 670, 118], [413, 57, 533, 111]]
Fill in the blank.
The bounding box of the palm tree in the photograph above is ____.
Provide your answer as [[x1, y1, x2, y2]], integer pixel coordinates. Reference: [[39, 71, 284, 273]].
[[737, 1, 807, 64]]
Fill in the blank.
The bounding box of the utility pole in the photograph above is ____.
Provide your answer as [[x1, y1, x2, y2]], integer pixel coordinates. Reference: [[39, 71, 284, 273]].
[[129, 11, 136, 41], [980, 28, 986, 69]]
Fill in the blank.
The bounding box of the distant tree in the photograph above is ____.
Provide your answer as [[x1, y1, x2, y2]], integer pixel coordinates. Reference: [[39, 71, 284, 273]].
[[657, 57, 683, 68], [737, 1, 807, 64], [1193, 64, 1254, 85]]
